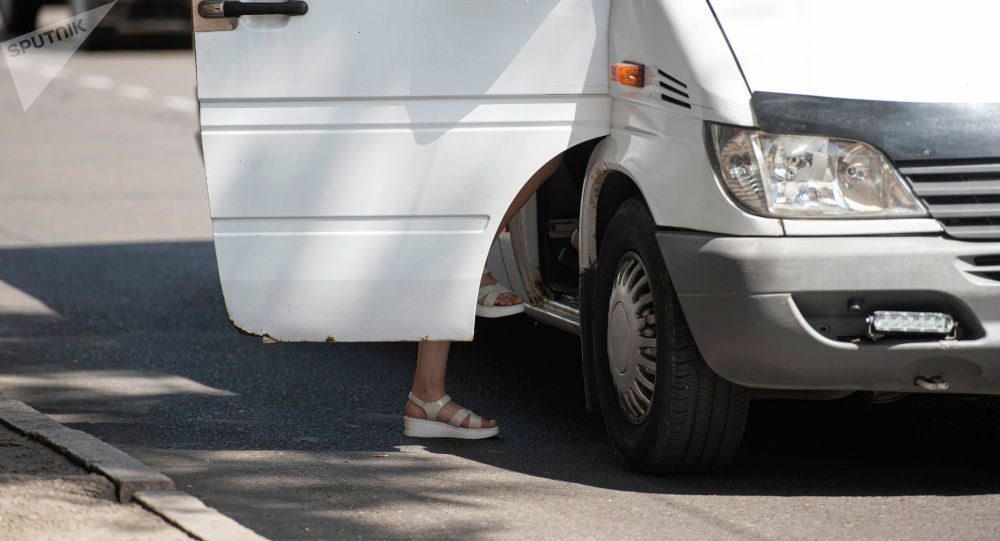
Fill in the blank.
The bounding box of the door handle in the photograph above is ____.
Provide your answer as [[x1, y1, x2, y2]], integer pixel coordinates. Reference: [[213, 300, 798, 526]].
[[198, 0, 308, 18]]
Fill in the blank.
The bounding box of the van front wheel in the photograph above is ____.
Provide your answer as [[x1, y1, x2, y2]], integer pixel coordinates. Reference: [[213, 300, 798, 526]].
[[592, 198, 749, 473]]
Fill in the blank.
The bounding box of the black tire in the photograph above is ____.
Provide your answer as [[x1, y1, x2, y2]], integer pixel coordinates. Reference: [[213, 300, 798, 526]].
[[0, 0, 40, 35], [592, 198, 749, 473]]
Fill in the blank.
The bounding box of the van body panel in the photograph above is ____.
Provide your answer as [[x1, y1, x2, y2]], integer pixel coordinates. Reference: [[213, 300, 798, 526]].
[[195, 0, 611, 341], [592, 1, 778, 237], [609, 0, 753, 125], [710, 0, 1000, 103], [195, 0, 611, 100]]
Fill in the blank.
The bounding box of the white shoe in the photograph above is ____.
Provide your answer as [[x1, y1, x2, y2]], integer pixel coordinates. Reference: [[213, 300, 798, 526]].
[[476, 282, 525, 318], [403, 392, 499, 440]]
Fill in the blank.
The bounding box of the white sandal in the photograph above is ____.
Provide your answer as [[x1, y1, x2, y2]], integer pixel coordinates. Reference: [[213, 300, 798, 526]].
[[476, 282, 525, 318], [403, 392, 499, 439]]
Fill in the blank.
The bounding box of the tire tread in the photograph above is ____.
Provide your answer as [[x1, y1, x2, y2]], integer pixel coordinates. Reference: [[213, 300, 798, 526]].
[[594, 198, 749, 474]]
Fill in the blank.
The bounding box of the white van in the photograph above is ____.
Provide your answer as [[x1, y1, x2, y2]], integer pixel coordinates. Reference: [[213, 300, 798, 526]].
[[193, 0, 1000, 473]]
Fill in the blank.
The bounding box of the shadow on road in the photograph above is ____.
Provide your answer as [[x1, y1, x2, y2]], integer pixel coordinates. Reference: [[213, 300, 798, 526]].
[[432, 316, 1000, 498], [1, 241, 1000, 536]]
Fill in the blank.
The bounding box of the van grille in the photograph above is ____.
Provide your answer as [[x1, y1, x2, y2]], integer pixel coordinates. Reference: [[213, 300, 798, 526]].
[[969, 255, 1000, 282], [900, 162, 1000, 240]]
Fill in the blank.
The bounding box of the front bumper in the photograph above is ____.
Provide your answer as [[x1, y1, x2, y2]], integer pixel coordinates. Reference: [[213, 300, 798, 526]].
[[658, 232, 1000, 395]]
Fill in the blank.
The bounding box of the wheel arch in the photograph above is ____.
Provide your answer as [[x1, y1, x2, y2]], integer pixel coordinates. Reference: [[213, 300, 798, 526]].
[[579, 157, 653, 271]]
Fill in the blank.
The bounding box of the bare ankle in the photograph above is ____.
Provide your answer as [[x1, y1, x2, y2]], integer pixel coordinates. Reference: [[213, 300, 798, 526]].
[[410, 385, 445, 401], [479, 273, 497, 288]]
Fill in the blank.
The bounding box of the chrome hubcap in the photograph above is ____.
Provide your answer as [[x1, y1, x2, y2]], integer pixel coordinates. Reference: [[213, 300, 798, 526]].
[[606, 252, 657, 424]]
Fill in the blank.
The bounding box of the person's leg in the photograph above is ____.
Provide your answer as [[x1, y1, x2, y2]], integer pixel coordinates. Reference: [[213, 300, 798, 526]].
[[480, 152, 566, 306], [495, 153, 564, 240], [406, 153, 563, 431], [406, 341, 497, 428]]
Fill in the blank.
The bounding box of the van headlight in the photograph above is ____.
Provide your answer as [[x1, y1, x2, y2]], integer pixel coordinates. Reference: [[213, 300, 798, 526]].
[[707, 123, 927, 218]]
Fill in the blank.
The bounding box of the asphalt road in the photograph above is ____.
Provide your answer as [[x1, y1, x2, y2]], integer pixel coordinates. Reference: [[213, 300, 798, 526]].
[[1, 13, 1000, 541]]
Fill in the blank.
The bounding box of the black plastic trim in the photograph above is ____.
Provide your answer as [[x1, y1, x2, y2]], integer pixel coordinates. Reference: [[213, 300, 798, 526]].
[[658, 81, 690, 99], [661, 94, 692, 109], [656, 68, 688, 89], [752, 92, 1000, 162]]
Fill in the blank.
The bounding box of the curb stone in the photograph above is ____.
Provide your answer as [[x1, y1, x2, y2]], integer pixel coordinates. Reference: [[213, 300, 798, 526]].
[[0, 391, 272, 541], [135, 491, 270, 541], [0, 391, 174, 502]]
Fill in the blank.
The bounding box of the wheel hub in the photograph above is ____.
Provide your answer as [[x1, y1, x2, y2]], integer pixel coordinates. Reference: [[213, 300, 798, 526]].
[[606, 252, 657, 424], [608, 302, 632, 375]]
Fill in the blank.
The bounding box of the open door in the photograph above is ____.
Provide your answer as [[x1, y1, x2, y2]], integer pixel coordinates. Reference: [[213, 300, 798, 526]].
[[194, 0, 610, 341]]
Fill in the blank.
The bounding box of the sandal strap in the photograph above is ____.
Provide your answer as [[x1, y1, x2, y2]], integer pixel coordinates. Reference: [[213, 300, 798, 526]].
[[408, 392, 452, 422], [446, 408, 483, 429], [478, 284, 510, 307]]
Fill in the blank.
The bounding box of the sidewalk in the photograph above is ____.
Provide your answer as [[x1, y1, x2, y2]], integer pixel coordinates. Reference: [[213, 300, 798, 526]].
[[0, 422, 191, 540], [0, 392, 268, 541]]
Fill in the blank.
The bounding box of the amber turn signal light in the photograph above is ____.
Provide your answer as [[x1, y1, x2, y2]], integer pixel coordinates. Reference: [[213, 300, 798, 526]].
[[610, 63, 644, 87]]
